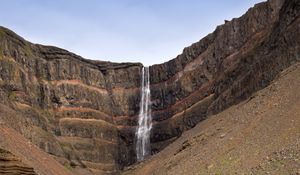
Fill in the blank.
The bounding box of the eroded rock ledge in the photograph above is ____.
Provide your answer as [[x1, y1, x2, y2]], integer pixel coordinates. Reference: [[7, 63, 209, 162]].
[[0, 148, 36, 175]]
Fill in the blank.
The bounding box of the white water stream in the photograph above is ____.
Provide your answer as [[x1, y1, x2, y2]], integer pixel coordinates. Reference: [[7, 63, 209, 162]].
[[136, 67, 152, 161]]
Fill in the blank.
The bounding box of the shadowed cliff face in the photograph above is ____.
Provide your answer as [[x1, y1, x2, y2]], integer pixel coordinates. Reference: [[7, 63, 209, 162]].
[[0, 0, 299, 174]]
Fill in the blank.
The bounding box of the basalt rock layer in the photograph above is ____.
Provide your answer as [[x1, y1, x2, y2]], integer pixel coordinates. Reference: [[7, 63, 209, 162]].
[[0, 148, 36, 175], [0, 0, 299, 174], [0, 26, 143, 173], [148, 0, 300, 152]]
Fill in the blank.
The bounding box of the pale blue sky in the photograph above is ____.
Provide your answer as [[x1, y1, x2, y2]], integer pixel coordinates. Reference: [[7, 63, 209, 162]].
[[0, 0, 264, 66]]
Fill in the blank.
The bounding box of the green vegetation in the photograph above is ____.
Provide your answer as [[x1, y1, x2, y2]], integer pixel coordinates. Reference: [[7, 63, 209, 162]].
[[63, 162, 72, 170], [0, 28, 5, 37], [59, 142, 72, 148], [8, 91, 17, 101], [24, 43, 33, 57], [0, 43, 3, 57], [0, 28, 6, 57]]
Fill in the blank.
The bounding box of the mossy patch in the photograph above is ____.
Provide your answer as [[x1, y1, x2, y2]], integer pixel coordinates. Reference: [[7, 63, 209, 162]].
[[0, 44, 4, 57], [0, 28, 6, 56], [0, 28, 5, 37], [8, 91, 17, 101], [64, 162, 72, 170], [24, 43, 33, 57]]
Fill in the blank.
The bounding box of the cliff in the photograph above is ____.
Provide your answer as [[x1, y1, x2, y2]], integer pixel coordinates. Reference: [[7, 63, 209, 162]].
[[0, 24, 144, 173], [124, 61, 300, 175], [0, 0, 299, 174], [147, 0, 299, 152]]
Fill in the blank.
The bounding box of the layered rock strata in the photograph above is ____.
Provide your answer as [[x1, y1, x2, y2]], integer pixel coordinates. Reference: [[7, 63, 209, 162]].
[[0, 148, 36, 175], [0, 0, 299, 174]]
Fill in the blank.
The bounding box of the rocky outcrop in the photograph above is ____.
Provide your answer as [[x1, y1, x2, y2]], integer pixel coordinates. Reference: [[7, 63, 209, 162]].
[[0, 122, 75, 175], [0, 0, 299, 174], [0, 148, 36, 175]]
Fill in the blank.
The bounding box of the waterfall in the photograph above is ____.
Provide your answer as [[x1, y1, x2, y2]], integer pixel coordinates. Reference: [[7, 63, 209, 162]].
[[136, 67, 152, 161]]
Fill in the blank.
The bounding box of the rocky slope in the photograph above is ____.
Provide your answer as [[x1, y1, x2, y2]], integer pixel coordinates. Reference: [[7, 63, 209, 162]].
[[0, 148, 36, 175], [0, 123, 72, 175], [0, 0, 299, 174]]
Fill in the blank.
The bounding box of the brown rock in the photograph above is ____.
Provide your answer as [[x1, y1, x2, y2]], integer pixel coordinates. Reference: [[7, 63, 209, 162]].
[[0, 0, 299, 174]]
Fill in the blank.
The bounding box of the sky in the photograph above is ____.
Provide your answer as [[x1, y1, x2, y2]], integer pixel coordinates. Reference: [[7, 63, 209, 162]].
[[0, 0, 264, 66]]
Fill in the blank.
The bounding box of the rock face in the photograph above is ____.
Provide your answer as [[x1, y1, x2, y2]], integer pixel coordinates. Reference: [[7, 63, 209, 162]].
[[123, 62, 300, 175], [0, 0, 299, 174], [0, 26, 143, 173], [0, 148, 36, 175], [148, 0, 300, 152]]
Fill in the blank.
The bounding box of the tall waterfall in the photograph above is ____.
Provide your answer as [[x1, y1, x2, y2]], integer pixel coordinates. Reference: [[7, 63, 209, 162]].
[[136, 67, 152, 161]]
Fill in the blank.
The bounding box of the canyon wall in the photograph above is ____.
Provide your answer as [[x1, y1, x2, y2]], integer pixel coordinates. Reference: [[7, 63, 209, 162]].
[[0, 28, 143, 173], [147, 0, 300, 152], [0, 0, 299, 174]]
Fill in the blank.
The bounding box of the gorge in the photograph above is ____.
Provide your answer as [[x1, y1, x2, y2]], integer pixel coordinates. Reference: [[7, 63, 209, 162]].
[[0, 0, 299, 174]]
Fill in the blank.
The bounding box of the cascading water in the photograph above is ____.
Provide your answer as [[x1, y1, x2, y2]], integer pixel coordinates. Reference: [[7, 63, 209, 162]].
[[136, 67, 152, 161]]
